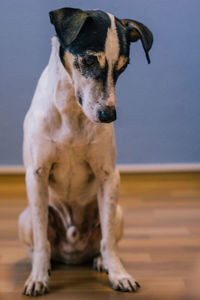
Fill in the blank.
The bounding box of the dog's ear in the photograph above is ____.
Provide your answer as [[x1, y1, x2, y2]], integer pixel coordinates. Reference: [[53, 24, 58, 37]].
[[49, 7, 88, 46], [121, 19, 153, 64]]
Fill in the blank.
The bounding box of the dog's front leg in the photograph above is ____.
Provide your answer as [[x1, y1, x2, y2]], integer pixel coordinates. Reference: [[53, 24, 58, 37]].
[[23, 166, 51, 296], [98, 167, 139, 292]]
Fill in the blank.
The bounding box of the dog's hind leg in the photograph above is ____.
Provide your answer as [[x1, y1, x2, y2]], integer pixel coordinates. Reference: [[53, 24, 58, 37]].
[[93, 205, 123, 272], [115, 204, 124, 243], [18, 206, 34, 258]]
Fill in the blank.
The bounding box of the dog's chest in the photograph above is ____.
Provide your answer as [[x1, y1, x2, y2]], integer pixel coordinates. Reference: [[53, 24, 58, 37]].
[[48, 141, 97, 206]]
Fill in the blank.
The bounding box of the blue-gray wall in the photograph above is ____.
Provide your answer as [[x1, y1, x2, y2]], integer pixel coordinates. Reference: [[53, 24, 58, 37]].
[[0, 0, 200, 165]]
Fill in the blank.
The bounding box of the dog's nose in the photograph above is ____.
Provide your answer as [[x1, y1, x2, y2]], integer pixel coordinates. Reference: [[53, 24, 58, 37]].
[[98, 106, 117, 123]]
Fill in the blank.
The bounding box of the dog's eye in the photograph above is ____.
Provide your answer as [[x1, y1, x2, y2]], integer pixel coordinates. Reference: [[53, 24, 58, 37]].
[[84, 55, 96, 66]]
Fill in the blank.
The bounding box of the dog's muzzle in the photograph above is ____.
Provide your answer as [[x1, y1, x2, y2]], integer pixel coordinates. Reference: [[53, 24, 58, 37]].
[[98, 106, 117, 123]]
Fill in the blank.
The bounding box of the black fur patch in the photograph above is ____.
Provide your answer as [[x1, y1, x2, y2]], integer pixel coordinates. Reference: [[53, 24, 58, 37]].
[[67, 10, 111, 55], [59, 10, 111, 88], [113, 58, 130, 84], [58, 10, 130, 91], [113, 18, 130, 84], [115, 17, 130, 57], [59, 45, 65, 66], [74, 54, 108, 87]]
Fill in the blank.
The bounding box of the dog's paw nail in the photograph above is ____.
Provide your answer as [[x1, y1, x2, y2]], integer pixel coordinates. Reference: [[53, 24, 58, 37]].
[[93, 256, 107, 273], [33, 290, 39, 297], [128, 280, 136, 292], [111, 276, 139, 292], [22, 286, 27, 295], [135, 281, 141, 288], [23, 280, 49, 296]]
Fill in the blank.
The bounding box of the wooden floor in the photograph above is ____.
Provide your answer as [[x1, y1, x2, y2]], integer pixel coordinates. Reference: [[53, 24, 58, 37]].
[[0, 173, 200, 300]]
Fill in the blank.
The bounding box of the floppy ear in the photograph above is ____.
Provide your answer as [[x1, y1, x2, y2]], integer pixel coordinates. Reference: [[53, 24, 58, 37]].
[[121, 19, 153, 64], [49, 7, 88, 46]]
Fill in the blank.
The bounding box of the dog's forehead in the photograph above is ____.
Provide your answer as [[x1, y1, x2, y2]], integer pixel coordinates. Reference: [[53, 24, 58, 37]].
[[68, 10, 128, 58]]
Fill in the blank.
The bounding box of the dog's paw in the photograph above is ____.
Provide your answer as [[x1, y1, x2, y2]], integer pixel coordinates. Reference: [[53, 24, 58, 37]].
[[93, 255, 108, 273], [23, 280, 49, 297], [109, 273, 140, 292], [23, 270, 50, 297]]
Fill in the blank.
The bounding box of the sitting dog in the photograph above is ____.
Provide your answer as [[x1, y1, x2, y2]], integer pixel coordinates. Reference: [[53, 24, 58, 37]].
[[18, 7, 153, 296]]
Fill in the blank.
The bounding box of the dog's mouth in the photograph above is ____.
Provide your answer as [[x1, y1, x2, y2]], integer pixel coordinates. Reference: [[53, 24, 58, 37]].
[[92, 117, 117, 124], [98, 117, 117, 123]]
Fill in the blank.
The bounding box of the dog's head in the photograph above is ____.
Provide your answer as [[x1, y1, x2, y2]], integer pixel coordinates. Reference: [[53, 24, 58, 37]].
[[49, 8, 153, 123]]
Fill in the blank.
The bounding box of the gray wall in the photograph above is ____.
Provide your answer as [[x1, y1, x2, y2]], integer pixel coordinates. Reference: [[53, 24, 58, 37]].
[[0, 0, 200, 165]]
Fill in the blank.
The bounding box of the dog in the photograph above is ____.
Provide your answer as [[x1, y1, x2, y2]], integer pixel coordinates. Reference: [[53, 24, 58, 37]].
[[18, 7, 153, 296]]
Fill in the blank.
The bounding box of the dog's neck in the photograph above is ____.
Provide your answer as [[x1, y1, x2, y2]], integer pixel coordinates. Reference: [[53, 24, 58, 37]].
[[47, 36, 82, 118], [45, 36, 102, 138]]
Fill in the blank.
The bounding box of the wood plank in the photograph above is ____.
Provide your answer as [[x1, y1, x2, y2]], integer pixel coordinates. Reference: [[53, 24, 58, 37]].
[[0, 173, 200, 300]]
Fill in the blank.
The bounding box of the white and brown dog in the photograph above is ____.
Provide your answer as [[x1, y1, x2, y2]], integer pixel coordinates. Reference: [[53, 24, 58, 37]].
[[18, 7, 153, 296]]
